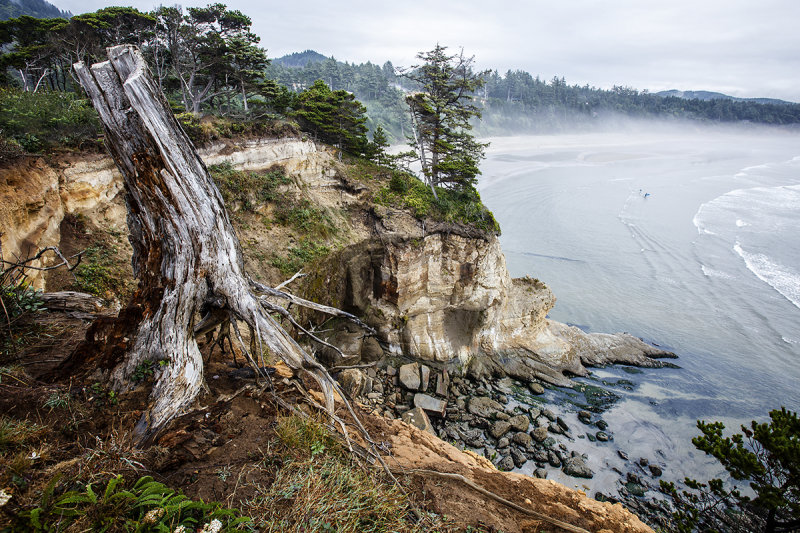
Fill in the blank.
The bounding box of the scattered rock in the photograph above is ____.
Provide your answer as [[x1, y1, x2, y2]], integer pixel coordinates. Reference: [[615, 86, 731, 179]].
[[360, 336, 383, 362], [509, 414, 530, 432], [532, 426, 549, 442], [467, 396, 503, 419], [528, 382, 545, 395], [401, 407, 434, 435], [578, 410, 592, 424], [596, 419, 609, 431], [533, 468, 548, 479], [556, 416, 569, 432], [638, 457, 649, 467], [489, 420, 512, 439], [596, 431, 610, 442], [542, 409, 556, 422], [548, 423, 563, 435], [435, 370, 449, 396], [510, 447, 527, 468], [413, 393, 446, 417], [625, 482, 647, 498], [420, 365, 431, 391], [618, 450, 629, 461], [648, 464, 663, 477], [495, 411, 511, 421], [497, 455, 515, 471], [512, 432, 532, 447], [386, 365, 397, 376], [497, 437, 510, 449], [548, 450, 561, 467], [529, 407, 541, 419], [562, 456, 594, 478], [399, 363, 421, 390], [337, 368, 367, 397]]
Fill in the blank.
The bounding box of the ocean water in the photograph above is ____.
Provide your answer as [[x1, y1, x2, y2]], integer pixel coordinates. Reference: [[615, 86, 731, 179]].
[[477, 124, 800, 491]]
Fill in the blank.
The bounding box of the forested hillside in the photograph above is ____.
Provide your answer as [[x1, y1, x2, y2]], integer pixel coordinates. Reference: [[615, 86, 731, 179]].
[[0, 0, 69, 21]]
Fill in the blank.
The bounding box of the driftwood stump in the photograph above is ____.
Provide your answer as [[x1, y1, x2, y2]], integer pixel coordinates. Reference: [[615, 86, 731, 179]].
[[72, 45, 340, 443]]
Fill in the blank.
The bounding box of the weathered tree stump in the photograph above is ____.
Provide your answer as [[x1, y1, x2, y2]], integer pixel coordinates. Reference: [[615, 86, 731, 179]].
[[71, 45, 340, 443]]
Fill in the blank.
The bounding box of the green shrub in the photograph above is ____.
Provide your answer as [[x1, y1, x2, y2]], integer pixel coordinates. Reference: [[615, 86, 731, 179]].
[[74, 244, 126, 298], [10, 474, 248, 532], [273, 199, 337, 238], [271, 240, 330, 276], [209, 161, 291, 211], [0, 88, 101, 152]]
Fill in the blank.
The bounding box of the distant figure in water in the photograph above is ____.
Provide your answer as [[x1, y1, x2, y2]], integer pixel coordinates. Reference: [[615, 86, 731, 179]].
[[644, 192, 651, 198], [639, 189, 651, 199]]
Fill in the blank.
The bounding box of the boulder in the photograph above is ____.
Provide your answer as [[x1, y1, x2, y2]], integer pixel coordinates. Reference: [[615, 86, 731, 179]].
[[399, 363, 421, 390], [337, 369, 367, 398], [512, 432, 532, 447], [533, 468, 547, 479], [509, 414, 530, 432], [648, 464, 663, 477], [435, 370, 449, 396], [401, 407, 435, 435], [532, 426, 549, 442], [467, 396, 504, 419], [419, 365, 431, 391], [578, 410, 592, 424], [528, 382, 545, 395], [510, 447, 527, 468], [563, 456, 594, 478], [489, 420, 512, 439], [360, 336, 384, 362], [496, 455, 515, 471], [413, 393, 447, 417]]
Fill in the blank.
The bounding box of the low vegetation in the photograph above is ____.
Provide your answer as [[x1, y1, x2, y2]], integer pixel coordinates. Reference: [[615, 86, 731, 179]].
[[374, 170, 500, 234]]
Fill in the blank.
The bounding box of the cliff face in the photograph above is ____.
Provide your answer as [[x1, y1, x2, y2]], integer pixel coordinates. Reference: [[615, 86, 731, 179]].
[[0, 137, 673, 382]]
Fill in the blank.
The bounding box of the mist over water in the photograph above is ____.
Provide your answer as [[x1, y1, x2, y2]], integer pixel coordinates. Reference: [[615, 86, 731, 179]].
[[477, 122, 800, 489]]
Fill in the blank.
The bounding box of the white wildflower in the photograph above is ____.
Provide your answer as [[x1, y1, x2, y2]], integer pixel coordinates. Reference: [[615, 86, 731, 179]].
[[173, 526, 188, 533], [142, 507, 165, 525], [201, 518, 223, 533], [0, 489, 11, 507]]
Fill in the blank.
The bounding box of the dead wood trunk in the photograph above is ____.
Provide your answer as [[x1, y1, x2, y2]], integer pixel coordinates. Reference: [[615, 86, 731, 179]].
[[71, 45, 339, 443]]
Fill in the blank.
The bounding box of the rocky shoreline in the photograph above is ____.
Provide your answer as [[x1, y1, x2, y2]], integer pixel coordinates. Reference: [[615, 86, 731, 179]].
[[332, 359, 674, 529]]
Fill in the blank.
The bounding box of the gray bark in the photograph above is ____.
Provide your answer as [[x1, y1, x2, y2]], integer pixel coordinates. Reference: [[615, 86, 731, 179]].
[[73, 45, 337, 443]]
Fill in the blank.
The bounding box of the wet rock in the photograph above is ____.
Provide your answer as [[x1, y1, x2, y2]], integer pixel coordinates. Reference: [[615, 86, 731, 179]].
[[489, 420, 512, 439], [401, 407, 434, 435], [556, 416, 569, 433], [413, 393, 446, 417], [399, 363, 421, 390], [548, 422, 563, 435], [468, 417, 490, 430], [596, 419, 609, 431], [420, 365, 431, 391], [533, 450, 549, 463], [497, 394, 509, 404], [563, 456, 594, 478], [461, 428, 485, 449], [586, 433, 597, 442], [542, 409, 556, 422], [510, 447, 527, 468], [578, 410, 592, 424], [497, 455, 515, 471], [512, 432, 533, 447], [543, 437, 556, 448], [509, 414, 530, 432], [625, 482, 647, 498], [528, 382, 545, 395], [618, 450, 629, 461], [648, 464, 663, 477], [337, 369, 367, 397], [532, 426, 548, 442], [596, 431, 610, 442], [529, 407, 541, 419], [497, 437, 510, 449], [639, 457, 649, 467], [548, 450, 561, 467], [534, 468, 548, 479], [495, 411, 511, 421], [467, 396, 504, 419]]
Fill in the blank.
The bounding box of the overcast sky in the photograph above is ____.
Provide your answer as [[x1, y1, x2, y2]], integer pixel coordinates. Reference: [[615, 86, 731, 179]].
[[55, 0, 800, 102]]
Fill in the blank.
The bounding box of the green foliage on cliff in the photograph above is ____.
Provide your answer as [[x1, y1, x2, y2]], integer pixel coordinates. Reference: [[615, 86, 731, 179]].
[[208, 161, 292, 211], [0, 88, 101, 152], [661, 407, 800, 533], [374, 170, 499, 234]]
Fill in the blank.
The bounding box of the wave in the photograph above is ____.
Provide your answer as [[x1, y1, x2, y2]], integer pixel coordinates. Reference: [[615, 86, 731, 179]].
[[734, 243, 800, 310], [701, 265, 735, 280]]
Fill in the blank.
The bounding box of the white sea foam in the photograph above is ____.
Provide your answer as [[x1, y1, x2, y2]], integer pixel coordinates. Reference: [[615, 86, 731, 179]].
[[735, 219, 749, 227], [734, 243, 800, 309], [701, 265, 735, 280]]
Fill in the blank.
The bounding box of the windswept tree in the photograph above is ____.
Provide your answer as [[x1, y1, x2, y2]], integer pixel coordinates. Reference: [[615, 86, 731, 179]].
[[402, 44, 488, 198], [292, 79, 369, 155]]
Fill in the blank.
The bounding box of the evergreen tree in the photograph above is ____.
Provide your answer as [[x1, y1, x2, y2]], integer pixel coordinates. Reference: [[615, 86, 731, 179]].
[[292, 79, 369, 155], [402, 44, 488, 198], [662, 407, 800, 533]]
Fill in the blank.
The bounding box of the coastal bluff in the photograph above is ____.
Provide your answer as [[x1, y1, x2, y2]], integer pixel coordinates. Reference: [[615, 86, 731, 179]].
[[0, 136, 674, 386]]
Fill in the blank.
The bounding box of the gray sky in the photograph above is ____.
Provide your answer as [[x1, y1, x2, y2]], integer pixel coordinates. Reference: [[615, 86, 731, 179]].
[[56, 0, 800, 102]]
